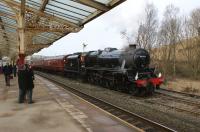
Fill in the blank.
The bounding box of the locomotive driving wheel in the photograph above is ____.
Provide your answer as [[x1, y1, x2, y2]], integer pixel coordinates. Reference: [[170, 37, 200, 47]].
[[129, 86, 139, 96], [139, 87, 147, 96], [109, 81, 115, 90], [147, 83, 155, 95], [104, 80, 110, 88]]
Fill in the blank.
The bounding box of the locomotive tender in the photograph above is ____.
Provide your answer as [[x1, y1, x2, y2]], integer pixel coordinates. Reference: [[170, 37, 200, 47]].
[[32, 45, 163, 96]]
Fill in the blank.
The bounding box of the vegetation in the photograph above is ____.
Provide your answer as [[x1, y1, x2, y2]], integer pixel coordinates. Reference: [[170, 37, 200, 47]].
[[122, 3, 200, 80]]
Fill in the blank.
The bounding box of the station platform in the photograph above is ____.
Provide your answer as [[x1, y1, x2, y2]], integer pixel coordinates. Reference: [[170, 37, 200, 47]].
[[0, 74, 141, 132]]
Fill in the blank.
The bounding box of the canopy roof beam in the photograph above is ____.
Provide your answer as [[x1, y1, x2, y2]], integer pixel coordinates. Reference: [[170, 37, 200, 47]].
[[0, 12, 16, 20], [35, 0, 49, 22], [0, 21, 17, 29], [40, 0, 49, 11], [25, 26, 81, 33], [20, 0, 25, 16], [72, 0, 110, 12], [4, 0, 80, 28]]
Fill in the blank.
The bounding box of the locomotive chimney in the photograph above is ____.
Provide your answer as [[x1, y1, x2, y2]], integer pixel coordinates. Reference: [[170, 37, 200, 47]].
[[129, 44, 137, 49]]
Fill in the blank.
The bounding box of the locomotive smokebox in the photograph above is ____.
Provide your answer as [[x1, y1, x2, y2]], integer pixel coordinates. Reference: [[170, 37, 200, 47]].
[[122, 44, 150, 69]]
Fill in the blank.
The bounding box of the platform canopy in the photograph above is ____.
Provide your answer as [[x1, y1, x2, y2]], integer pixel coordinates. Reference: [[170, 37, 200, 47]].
[[0, 0, 125, 60]]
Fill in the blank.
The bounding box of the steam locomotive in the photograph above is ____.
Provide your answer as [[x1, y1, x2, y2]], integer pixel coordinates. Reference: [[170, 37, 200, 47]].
[[32, 45, 163, 96]]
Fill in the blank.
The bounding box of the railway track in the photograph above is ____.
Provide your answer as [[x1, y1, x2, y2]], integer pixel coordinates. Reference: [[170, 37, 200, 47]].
[[152, 89, 200, 116], [36, 71, 176, 132], [158, 88, 200, 99], [145, 99, 200, 116], [156, 92, 200, 106]]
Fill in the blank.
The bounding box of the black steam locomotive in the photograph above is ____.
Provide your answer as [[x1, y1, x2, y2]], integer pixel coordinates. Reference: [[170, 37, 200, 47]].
[[32, 44, 163, 96], [63, 45, 163, 96]]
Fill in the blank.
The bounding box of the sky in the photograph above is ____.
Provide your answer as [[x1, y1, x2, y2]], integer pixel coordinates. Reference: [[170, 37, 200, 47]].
[[34, 0, 200, 56]]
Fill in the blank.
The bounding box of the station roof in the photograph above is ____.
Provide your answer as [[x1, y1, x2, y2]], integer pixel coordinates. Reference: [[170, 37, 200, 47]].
[[0, 0, 125, 60]]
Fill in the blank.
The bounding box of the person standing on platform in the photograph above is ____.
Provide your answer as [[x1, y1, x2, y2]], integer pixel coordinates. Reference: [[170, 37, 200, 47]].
[[24, 64, 34, 104], [9, 64, 13, 77], [2, 63, 12, 86], [13, 65, 17, 77], [0, 65, 2, 74], [18, 65, 26, 103]]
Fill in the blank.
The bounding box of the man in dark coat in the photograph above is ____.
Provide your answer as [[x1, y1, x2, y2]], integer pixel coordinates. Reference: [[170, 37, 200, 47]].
[[2, 63, 12, 86], [9, 64, 13, 75], [18, 68, 26, 103], [13, 65, 17, 77], [24, 64, 34, 104]]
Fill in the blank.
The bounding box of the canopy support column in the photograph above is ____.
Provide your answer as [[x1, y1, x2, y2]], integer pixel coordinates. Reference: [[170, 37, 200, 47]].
[[17, 0, 26, 69]]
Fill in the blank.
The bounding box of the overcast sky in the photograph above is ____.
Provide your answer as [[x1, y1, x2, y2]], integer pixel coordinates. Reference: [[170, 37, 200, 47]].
[[34, 0, 200, 56]]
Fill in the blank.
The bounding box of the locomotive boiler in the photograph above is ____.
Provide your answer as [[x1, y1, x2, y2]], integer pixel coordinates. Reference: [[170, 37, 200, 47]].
[[96, 45, 150, 70]]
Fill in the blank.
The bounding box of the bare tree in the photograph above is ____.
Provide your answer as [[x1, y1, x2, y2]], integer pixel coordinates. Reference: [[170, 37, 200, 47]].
[[158, 4, 181, 78], [190, 8, 200, 78], [190, 8, 200, 35], [179, 8, 200, 78], [135, 3, 158, 52]]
